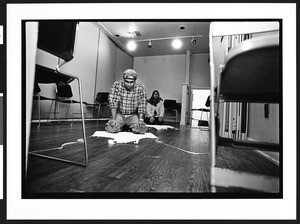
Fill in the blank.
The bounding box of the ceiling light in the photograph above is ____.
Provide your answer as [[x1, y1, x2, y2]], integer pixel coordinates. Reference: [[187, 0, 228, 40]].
[[148, 40, 152, 48], [127, 41, 137, 51], [172, 39, 182, 49]]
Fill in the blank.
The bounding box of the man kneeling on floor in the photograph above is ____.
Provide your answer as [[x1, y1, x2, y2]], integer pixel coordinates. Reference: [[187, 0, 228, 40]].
[[105, 69, 148, 134]]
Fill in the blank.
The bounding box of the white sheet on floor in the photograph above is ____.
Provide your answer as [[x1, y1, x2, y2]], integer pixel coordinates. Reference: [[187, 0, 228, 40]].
[[146, 124, 176, 130], [92, 131, 158, 144]]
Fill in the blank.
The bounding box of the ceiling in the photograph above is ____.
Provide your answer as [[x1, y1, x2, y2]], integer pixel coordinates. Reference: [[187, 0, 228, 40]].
[[97, 21, 211, 58]]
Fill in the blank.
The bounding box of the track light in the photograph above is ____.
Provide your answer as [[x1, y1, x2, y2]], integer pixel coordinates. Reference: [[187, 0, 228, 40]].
[[191, 37, 196, 44], [126, 35, 202, 52]]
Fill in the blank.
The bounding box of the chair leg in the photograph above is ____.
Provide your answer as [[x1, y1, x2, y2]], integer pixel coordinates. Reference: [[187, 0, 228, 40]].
[[206, 110, 210, 130], [57, 101, 60, 124], [199, 109, 203, 130], [65, 101, 73, 124], [76, 77, 88, 166], [48, 100, 54, 122], [68, 100, 73, 125], [37, 95, 41, 128], [65, 102, 70, 120], [97, 104, 101, 123], [71, 101, 73, 124], [206, 112, 210, 130]]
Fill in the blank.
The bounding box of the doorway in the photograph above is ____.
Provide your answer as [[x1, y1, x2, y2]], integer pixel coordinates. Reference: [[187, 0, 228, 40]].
[[190, 88, 210, 128]]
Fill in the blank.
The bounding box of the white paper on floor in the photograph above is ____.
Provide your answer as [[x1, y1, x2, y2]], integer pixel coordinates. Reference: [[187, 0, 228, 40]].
[[92, 131, 158, 144], [146, 124, 177, 130]]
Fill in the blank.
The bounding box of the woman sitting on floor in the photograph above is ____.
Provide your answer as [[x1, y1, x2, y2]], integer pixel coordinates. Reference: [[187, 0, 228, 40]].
[[144, 90, 164, 125]]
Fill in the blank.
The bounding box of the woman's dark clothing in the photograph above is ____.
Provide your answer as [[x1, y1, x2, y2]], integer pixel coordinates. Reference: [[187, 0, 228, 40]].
[[144, 116, 164, 125]]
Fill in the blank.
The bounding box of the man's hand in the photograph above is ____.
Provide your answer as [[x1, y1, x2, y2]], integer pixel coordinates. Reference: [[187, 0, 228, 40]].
[[134, 119, 147, 134], [105, 119, 121, 133], [149, 116, 155, 123], [107, 119, 117, 127], [158, 116, 163, 122]]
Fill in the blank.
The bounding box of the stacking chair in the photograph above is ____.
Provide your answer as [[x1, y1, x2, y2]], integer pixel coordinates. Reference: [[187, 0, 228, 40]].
[[94, 92, 109, 120], [32, 82, 42, 127], [28, 21, 88, 168], [164, 99, 179, 123], [84, 92, 109, 120], [191, 95, 210, 130], [32, 82, 55, 127], [209, 22, 280, 193], [48, 83, 80, 123]]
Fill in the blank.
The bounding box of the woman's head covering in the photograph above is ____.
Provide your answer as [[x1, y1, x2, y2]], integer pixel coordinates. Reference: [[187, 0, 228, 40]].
[[148, 90, 162, 106]]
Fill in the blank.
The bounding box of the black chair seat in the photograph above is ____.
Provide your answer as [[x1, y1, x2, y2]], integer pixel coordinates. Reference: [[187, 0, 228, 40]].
[[33, 95, 54, 101], [220, 34, 280, 104], [35, 64, 75, 84], [192, 108, 210, 112]]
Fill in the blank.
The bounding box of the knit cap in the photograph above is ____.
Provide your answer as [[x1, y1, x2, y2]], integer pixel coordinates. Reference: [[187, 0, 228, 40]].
[[123, 69, 137, 80]]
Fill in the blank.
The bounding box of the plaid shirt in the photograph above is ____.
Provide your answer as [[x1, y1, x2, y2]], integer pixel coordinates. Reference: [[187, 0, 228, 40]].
[[109, 80, 147, 115]]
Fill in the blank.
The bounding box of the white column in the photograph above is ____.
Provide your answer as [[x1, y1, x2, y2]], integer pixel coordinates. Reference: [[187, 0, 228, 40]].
[[180, 51, 191, 125], [185, 50, 191, 83], [180, 83, 188, 125]]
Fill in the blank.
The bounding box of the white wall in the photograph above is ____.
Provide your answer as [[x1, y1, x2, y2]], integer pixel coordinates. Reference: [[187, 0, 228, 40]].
[[133, 54, 210, 104], [115, 48, 133, 81], [62, 22, 99, 103], [95, 30, 117, 93], [190, 54, 210, 88], [93, 30, 133, 118], [133, 55, 186, 102]]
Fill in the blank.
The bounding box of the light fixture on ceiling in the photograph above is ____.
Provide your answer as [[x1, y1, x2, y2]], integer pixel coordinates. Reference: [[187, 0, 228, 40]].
[[191, 37, 196, 44], [172, 39, 182, 49], [126, 35, 202, 51], [127, 41, 137, 51]]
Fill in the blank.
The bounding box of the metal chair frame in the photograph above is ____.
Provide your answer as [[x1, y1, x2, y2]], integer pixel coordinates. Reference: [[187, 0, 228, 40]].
[[209, 22, 280, 193], [28, 63, 88, 167]]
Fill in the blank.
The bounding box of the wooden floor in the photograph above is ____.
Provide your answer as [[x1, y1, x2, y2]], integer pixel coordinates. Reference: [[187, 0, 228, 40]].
[[24, 120, 279, 197]]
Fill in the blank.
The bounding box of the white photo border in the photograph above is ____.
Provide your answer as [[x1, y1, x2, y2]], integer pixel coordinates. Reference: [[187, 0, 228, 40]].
[[7, 3, 297, 220]]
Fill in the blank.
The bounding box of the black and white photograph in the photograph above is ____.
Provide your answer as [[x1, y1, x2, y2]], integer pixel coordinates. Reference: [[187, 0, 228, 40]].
[[23, 20, 281, 198], [4, 2, 297, 222]]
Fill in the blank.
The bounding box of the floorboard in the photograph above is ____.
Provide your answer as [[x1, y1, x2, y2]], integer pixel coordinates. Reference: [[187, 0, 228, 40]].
[[24, 120, 280, 196]]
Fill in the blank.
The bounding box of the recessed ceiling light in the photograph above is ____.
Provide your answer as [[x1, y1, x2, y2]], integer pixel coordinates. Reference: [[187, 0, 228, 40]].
[[172, 39, 182, 49], [180, 25, 185, 30], [115, 34, 120, 37], [127, 41, 137, 51]]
